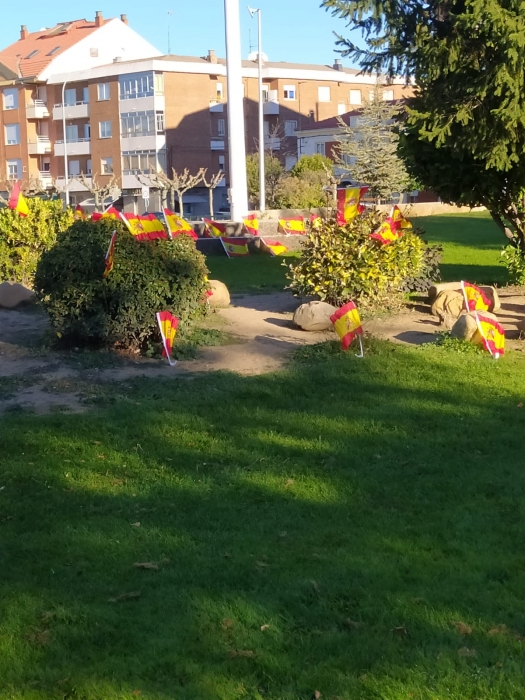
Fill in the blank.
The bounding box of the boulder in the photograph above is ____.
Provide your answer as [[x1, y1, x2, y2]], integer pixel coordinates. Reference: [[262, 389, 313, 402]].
[[293, 301, 337, 331], [451, 310, 499, 343], [428, 281, 500, 312], [0, 282, 35, 309], [207, 280, 230, 307], [431, 290, 464, 325]]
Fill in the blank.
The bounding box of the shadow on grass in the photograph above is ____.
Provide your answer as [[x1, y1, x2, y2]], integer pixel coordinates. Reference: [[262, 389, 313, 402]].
[[440, 263, 508, 286], [1, 340, 524, 699]]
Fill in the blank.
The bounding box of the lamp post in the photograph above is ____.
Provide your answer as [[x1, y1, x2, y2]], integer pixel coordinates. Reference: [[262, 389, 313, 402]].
[[248, 6, 265, 212], [61, 81, 69, 207], [224, 0, 249, 221]]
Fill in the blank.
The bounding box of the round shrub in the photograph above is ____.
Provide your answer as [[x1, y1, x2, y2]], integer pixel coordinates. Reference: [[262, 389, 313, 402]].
[[34, 219, 210, 349], [287, 211, 440, 308]]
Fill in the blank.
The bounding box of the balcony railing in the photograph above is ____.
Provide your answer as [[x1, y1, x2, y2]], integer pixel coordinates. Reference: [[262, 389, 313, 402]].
[[54, 138, 91, 156], [26, 100, 50, 119], [53, 100, 89, 109], [210, 99, 224, 113], [27, 136, 52, 154], [52, 101, 90, 121]]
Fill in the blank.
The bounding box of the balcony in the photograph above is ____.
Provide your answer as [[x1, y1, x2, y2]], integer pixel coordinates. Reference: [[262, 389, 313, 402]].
[[210, 139, 225, 150], [38, 172, 54, 188], [28, 136, 52, 155], [210, 99, 224, 113], [55, 175, 92, 192], [54, 138, 91, 157], [263, 90, 279, 115], [53, 101, 90, 121], [26, 100, 50, 119], [264, 136, 280, 151]]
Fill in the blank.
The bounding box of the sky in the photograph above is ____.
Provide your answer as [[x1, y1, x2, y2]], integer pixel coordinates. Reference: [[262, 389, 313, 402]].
[[0, 0, 361, 68]]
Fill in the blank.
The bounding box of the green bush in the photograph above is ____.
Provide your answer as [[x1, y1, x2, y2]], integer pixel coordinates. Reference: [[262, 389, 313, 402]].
[[34, 219, 209, 350], [287, 211, 439, 308], [0, 198, 74, 285], [501, 241, 525, 285]]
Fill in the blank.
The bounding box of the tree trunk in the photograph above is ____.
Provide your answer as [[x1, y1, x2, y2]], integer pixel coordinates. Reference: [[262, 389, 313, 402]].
[[170, 188, 175, 211], [178, 193, 184, 218], [208, 187, 214, 219], [94, 191, 100, 212]]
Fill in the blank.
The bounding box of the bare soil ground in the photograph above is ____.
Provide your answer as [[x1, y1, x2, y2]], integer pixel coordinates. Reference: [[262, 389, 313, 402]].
[[1, 289, 524, 414]]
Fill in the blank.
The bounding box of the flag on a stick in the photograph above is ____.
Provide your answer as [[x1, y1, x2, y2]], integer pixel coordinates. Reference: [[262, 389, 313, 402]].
[[310, 214, 322, 229], [243, 214, 259, 236], [336, 187, 368, 225], [163, 209, 198, 240], [391, 205, 412, 230], [260, 239, 288, 256], [103, 231, 117, 278], [221, 237, 250, 257], [156, 311, 179, 366], [278, 217, 305, 234], [138, 213, 168, 240], [8, 182, 29, 217], [92, 205, 122, 222], [74, 204, 88, 221], [330, 301, 364, 355], [203, 218, 227, 238], [461, 281, 491, 312], [370, 207, 403, 245], [475, 312, 505, 358]]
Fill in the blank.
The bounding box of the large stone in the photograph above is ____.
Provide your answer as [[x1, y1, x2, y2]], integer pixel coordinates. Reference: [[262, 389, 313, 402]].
[[431, 290, 464, 325], [451, 310, 499, 342], [293, 301, 337, 331], [428, 281, 500, 311], [207, 279, 230, 307], [0, 282, 34, 309]]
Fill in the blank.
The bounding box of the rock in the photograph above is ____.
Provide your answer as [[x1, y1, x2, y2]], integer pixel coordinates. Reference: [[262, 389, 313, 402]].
[[428, 281, 500, 312], [207, 280, 230, 307], [0, 282, 34, 309], [431, 290, 464, 323], [451, 311, 499, 342], [293, 301, 337, 331]]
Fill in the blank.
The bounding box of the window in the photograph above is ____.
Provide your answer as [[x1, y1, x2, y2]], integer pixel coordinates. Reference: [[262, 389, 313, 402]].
[[46, 46, 61, 56], [383, 89, 394, 101], [26, 50, 39, 59], [3, 89, 18, 110], [82, 87, 90, 104], [284, 120, 297, 136], [84, 124, 91, 140], [99, 121, 112, 139], [98, 83, 110, 101], [349, 89, 362, 105], [337, 102, 346, 116], [5, 124, 20, 145], [318, 86, 331, 102], [66, 124, 78, 142], [101, 157, 113, 174], [285, 155, 298, 170], [86, 159, 92, 175], [218, 118, 225, 137], [316, 142, 326, 156], [216, 82, 224, 100], [64, 88, 76, 106], [68, 160, 80, 177], [262, 85, 269, 101], [283, 84, 296, 100], [122, 150, 157, 174], [90, 48, 99, 57], [154, 73, 164, 95], [7, 159, 21, 179], [156, 111, 165, 132], [218, 155, 225, 171], [121, 111, 156, 137], [119, 72, 155, 100]]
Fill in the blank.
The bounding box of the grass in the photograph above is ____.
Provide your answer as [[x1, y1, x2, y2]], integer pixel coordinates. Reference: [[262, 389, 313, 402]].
[[2, 338, 525, 699], [206, 254, 298, 295]]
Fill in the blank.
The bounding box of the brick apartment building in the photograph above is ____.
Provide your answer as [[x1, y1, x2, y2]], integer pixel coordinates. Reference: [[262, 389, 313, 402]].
[[0, 12, 412, 215]]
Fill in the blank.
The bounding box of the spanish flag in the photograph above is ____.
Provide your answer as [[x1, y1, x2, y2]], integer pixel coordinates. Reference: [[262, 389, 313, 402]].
[[103, 230, 117, 279], [310, 214, 322, 229], [203, 218, 227, 238], [163, 208, 198, 240], [121, 212, 146, 238], [370, 208, 402, 245], [461, 281, 491, 312], [243, 214, 259, 236], [139, 213, 168, 240], [330, 301, 364, 353], [156, 311, 179, 366], [336, 187, 369, 225], [391, 205, 412, 230], [8, 181, 29, 217], [260, 239, 288, 256], [74, 204, 88, 221], [474, 312, 505, 358], [92, 206, 121, 222], [221, 237, 250, 257], [278, 217, 305, 234]]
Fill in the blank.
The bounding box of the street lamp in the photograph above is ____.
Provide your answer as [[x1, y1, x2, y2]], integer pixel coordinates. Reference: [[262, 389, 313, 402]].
[[248, 6, 265, 212]]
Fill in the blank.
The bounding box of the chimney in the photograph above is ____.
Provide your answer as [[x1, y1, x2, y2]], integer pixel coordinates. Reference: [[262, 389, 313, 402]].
[[95, 11, 104, 27], [208, 49, 217, 64], [120, 14, 128, 25], [20, 25, 28, 41], [333, 58, 343, 71]]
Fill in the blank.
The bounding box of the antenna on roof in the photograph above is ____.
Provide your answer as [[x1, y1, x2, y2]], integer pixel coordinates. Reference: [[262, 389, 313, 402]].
[[167, 10, 173, 55]]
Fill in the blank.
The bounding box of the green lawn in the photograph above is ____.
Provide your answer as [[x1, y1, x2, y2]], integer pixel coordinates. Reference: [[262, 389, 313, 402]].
[[206, 254, 297, 295], [2, 338, 525, 699]]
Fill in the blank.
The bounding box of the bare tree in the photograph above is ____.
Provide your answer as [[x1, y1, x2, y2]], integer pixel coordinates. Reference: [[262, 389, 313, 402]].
[[151, 168, 205, 217], [136, 171, 169, 208], [0, 173, 51, 205], [78, 172, 120, 212], [201, 169, 224, 218]]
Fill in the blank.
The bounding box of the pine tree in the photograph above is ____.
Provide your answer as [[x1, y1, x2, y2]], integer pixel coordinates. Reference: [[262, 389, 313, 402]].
[[336, 84, 410, 201], [323, 0, 525, 248]]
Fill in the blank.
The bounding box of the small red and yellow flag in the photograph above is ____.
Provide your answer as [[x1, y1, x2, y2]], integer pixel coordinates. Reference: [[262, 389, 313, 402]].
[[221, 237, 250, 257], [121, 212, 146, 238], [156, 311, 179, 366], [243, 214, 259, 236], [475, 312, 505, 358], [278, 216, 305, 235], [391, 205, 412, 230], [370, 209, 403, 245], [330, 301, 364, 353], [139, 213, 168, 240], [261, 239, 288, 256], [92, 205, 122, 222], [203, 218, 227, 238], [103, 230, 117, 279], [163, 208, 198, 240], [310, 214, 322, 229], [8, 181, 29, 217], [74, 204, 88, 221], [336, 187, 369, 225], [461, 281, 491, 312]]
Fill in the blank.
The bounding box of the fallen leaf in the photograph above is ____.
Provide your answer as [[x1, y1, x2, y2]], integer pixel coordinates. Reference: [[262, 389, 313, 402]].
[[314, 692, 322, 700], [27, 630, 50, 646], [310, 579, 320, 594], [496, 662, 503, 668], [260, 624, 270, 632], [133, 562, 158, 570], [229, 649, 255, 658], [223, 552, 232, 558], [132, 692, 142, 697], [40, 611, 55, 624], [454, 621, 473, 635], [131, 522, 141, 528], [97, 455, 106, 459], [256, 560, 269, 569], [279, 531, 287, 538], [458, 647, 477, 657], [285, 479, 294, 487], [92, 440, 102, 445], [518, 403, 523, 408], [222, 618, 234, 629], [488, 624, 509, 636], [392, 626, 408, 638], [342, 618, 361, 630], [108, 591, 141, 603]]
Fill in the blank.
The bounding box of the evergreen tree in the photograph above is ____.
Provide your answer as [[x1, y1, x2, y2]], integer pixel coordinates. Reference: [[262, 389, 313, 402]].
[[336, 84, 410, 201], [323, 0, 525, 248]]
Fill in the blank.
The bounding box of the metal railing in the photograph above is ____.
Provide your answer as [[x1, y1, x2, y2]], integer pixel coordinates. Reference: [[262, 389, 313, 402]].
[[55, 137, 91, 144], [53, 100, 89, 108]]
